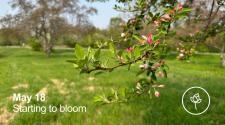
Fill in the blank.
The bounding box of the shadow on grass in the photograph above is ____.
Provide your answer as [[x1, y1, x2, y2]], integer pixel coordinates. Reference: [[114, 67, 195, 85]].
[[13, 49, 74, 59], [14, 54, 74, 60], [52, 48, 74, 54], [0, 53, 6, 58], [0, 50, 14, 58]]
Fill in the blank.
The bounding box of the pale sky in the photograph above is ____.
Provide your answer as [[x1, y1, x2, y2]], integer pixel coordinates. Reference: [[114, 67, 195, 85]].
[[0, 0, 121, 29]]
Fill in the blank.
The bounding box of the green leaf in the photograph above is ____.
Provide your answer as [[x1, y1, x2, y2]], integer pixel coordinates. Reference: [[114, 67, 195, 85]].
[[134, 46, 141, 58], [148, 12, 153, 18], [151, 72, 157, 81], [75, 44, 85, 59], [181, 8, 192, 13], [125, 54, 131, 62], [136, 70, 145, 76], [109, 42, 116, 56], [117, 50, 123, 57], [94, 49, 101, 60], [119, 88, 126, 98], [175, 8, 192, 19], [73, 64, 79, 68], [153, 35, 159, 41], [94, 95, 106, 103], [128, 64, 131, 70], [163, 69, 167, 78], [132, 34, 142, 41]]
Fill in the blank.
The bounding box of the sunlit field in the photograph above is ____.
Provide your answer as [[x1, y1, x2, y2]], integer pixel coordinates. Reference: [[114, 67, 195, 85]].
[[0, 47, 224, 125]]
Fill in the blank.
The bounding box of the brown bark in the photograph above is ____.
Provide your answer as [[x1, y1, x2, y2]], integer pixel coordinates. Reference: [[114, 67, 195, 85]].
[[205, 0, 215, 29]]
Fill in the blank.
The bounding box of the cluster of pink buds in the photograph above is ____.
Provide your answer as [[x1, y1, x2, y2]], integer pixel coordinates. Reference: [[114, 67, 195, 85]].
[[143, 3, 182, 27], [152, 3, 183, 27], [151, 60, 165, 70], [153, 20, 160, 27], [140, 33, 160, 46], [152, 13, 172, 27], [177, 46, 195, 60], [126, 33, 161, 53], [160, 14, 172, 22]]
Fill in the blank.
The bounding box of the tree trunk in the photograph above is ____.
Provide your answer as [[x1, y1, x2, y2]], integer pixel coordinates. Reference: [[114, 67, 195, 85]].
[[43, 36, 53, 57], [221, 43, 225, 67], [45, 44, 52, 57], [44, 42, 53, 57]]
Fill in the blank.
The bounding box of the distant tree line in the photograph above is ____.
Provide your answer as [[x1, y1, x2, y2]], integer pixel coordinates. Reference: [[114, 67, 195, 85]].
[[0, 0, 224, 62], [0, 0, 97, 56]]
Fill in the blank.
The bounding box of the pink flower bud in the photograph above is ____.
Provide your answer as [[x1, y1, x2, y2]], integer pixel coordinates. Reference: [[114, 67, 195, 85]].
[[155, 40, 160, 46], [147, 33, 153, 45], [139, 64, 148, 69], [160, 14, 171, 22], [154, 21, 160, 27], [154, 91, 160, 97], [126, 47, 134, 53], [177, 3, 183, 11], [144, 15, 149, 20], [169, 10, 175, 15], [155, 63, 161, 67]]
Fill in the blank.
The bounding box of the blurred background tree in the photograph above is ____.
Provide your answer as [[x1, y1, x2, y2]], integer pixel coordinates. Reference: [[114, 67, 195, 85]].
[[0, 0, 97, 56], [176, 0, 225, 66], [0, 0, 224, 64]]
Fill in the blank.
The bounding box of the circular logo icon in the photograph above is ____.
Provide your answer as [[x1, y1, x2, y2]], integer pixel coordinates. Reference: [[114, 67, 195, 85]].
[[182, 86, 210, 115]]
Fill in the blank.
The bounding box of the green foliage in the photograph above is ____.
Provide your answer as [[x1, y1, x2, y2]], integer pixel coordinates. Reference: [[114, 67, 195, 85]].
[[0, 28, 25, 46], [69, 1, 191, 104], [62, 35, 76, 48], [0, 37, 14, 46], [28, 37, 42, 51], [0, 34, 21, 46], [178, 22, 225, 52], [78, 32, 109, 48], [74, 44, 85, 59]]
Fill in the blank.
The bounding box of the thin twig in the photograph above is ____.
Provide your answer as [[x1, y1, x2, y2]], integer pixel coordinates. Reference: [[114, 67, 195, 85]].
[[87, 50, 152, 73]]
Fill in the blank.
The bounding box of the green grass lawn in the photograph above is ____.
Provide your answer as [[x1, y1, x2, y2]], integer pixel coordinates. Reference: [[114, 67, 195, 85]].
[[0, 47, 225, 125]]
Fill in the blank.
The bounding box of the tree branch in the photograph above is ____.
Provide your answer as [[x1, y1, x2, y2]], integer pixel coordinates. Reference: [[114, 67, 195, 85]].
[[205, 0, 215, 29], [87, 50, 152, 73]]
